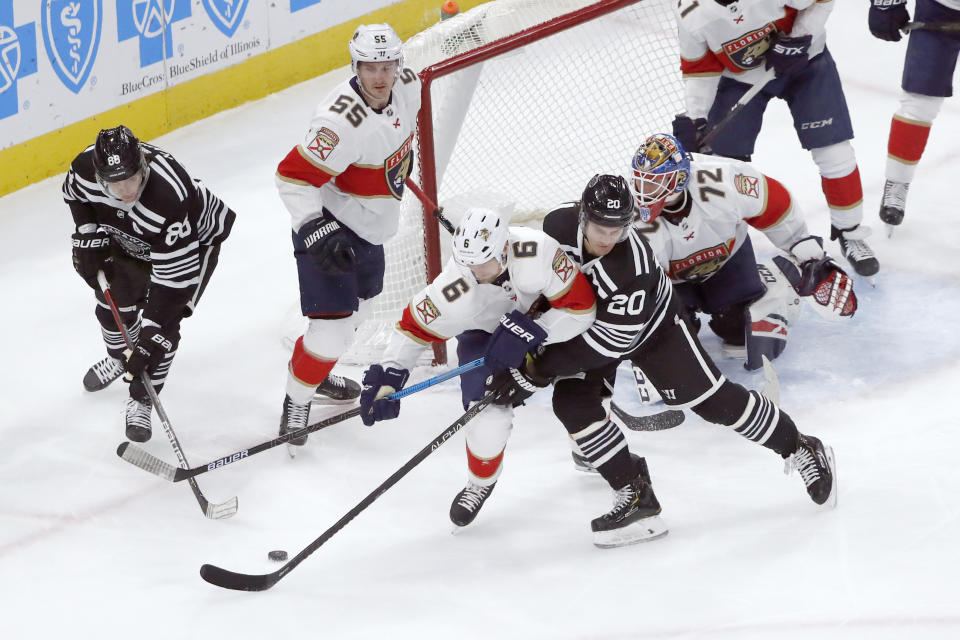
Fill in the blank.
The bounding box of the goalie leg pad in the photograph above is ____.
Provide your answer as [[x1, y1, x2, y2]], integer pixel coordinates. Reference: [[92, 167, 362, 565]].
[[744, 263, 803, 370]]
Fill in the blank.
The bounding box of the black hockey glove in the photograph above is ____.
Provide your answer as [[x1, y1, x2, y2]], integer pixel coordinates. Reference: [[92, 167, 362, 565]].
[[672, 114, 707, 153], [298, 213, 356, 273], [124, 325, 180, 379], [869, 0, 909, 42], [487, 355, 551, 408], [359, 364, 410, 426], [484, 309, 548, 372], [71, 230, 112, 287], [765, 33, 812, 77]]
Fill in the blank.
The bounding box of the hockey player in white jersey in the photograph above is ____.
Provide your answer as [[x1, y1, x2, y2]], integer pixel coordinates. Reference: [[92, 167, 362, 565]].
[[631, 133, 856, 371], [359, 207, 597, 528], [274, 24, 421, 446], [672, 0, 879, 277]]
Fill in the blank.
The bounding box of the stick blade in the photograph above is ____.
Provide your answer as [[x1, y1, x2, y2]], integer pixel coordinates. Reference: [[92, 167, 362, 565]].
[[117, 442, 179, 482], [201, 492, 239, 520], [200, 563, 280, 591], [611, 403, 685, 431]]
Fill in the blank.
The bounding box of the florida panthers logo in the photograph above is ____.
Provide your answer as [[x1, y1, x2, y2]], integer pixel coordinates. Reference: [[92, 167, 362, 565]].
[[722, 24, 776, 70], [669, 241, 734, 282], [42, 0, 103, 93], [385, 133, 414, 200]]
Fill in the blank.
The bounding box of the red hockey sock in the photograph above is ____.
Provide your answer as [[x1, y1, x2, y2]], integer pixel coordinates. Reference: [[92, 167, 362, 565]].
[[467, 444, 504, 480], [289, 336, 336, 386], [888, 115, 931, 165], [821, 167, 863, 212]]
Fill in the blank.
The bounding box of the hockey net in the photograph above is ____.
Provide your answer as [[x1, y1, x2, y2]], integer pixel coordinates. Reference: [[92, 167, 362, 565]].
[[337, 0, 684, 366]]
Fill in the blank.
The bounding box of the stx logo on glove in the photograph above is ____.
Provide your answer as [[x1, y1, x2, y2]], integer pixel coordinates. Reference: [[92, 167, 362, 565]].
[[73, 236, 110, 249], [772, 42, 805, 55], [303, 221, 342, 249], [498, 315, 539, 343]]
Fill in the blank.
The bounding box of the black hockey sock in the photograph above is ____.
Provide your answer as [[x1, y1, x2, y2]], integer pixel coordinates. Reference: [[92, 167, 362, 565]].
[[730, 390, 799, 456], [571, 419, 632, 489]]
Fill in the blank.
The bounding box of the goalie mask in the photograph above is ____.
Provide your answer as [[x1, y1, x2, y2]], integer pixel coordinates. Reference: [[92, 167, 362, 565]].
[[349, 24, 404, 79], [453, 207, 510, 268], [631, 133, 691, 224]]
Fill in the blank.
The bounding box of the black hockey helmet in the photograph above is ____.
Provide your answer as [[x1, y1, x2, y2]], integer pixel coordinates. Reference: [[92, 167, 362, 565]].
[[579, 174, 634, 242], [93, 125, 144, 183]]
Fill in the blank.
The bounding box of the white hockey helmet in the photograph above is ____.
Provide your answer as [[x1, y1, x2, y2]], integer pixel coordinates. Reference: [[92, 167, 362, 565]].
[[349, 24, 404, 75], [452, 207, 510, 267]]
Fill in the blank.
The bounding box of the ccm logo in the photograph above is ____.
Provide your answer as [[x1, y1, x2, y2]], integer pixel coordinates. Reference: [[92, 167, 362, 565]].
[[801, 118, 833, 129], [499, 316, 537, 342]]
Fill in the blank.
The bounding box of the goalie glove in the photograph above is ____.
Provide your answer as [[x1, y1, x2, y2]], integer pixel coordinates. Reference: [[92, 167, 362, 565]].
[[487, 354, 551, 408], [773, 255, 857, 320]]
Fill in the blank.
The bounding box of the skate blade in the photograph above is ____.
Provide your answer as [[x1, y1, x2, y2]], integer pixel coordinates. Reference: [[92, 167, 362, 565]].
[[450, 522, 471, 535], [885, 223, 897, 239], [592, 515, 669, 548], [286, 443, 298, 459], [310, 395, 358, 406]]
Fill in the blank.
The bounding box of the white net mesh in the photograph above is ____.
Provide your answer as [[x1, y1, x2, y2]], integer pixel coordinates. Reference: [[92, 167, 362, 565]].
[[337, 0, 684, 365]]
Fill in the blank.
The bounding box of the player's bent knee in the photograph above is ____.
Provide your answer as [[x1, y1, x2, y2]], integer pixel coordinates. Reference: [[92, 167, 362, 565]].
[[552, 384, 606, 434], [690, 379, 751, 427], [465, 404, 512, 459], [302, 314, 360, 360]]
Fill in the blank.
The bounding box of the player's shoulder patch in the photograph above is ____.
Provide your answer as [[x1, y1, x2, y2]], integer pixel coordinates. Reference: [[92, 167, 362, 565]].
[[414, 295, 441, 326], [306, 126, 341, 162], [551, 246, 576, 283], [733, 173, 760, 198]]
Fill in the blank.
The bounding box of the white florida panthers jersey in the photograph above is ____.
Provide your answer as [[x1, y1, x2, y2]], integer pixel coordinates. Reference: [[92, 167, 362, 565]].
[[675, 0, 832, 118], [381, 226, 597, 372], [275, 69, 421, 245], [635, 154, 811, 284]]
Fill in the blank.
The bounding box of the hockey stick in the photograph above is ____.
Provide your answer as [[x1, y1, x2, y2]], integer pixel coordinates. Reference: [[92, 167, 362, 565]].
[[97, 272, 238, 520], [610, 402, 685, 432], [200, 386, 503, 591], [404, 177, 455, 234], [700, 68, 776, 150], [117, 358, 487, 482], [903, 20, 960, 33]]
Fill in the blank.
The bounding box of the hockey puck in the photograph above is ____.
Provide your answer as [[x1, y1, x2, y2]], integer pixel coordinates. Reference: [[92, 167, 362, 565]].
[[268, 550, 288, 562]]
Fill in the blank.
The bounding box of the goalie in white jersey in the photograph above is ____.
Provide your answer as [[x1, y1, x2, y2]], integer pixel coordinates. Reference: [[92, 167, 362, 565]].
[[273, 24, 421, 447], [632, 133, 857, 371], [359, 207, 597, 528]]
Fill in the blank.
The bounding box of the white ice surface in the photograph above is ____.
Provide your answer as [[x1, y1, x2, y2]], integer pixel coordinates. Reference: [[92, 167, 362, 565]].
[[2, 3, 959, 638]]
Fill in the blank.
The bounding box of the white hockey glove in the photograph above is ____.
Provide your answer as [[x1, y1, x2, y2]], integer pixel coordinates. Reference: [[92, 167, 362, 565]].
[[773, 255, 857, 321]]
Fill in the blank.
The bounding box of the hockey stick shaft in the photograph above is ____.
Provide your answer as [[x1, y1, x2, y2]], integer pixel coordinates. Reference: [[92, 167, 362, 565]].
[[700, 68, 776, 150], [118, 358, 488, 482], [404, 177, 455, 234], [97, 271, 237, 519], [200, 388, 502, 591], [903, 20, 960, 33]]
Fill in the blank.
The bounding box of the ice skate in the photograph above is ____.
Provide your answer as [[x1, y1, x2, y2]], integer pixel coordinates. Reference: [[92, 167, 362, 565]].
[[879, 179, 908, 236], [312, 373, 360, 404], [785, 434, 837, 508], [124, 396, 152, 443], [450, 480, 496, 529], [279, 394, 311, 452], [591, 471, 667, 548], [572, 451, 649, 478], [83, 356, 125, 392], [832, 224, 879, 279]]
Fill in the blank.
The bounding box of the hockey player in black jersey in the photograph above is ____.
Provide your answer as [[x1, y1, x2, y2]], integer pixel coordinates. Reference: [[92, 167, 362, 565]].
[[63, 125, 236, 443], [490, 174, 837, 548]]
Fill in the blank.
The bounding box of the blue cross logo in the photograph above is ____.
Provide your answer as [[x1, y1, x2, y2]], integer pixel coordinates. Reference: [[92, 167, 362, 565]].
[[41, 0, 103, 94], [202, 0, 249, 38], [117, 0, 191, 68], [0, 0, 38, 120], [291, 0, 324, 12]]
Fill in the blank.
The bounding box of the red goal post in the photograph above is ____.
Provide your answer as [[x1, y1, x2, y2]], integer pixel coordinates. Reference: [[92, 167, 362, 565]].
[[338, 0, 683, 366]]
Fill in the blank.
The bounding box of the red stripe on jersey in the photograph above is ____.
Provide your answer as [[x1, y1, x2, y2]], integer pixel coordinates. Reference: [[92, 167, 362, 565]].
[[277, 146, 335, 188], [821, 168, 863, 209], [467, 444, 504, 480], [746, 176, 792, 230], [290, 336, 337, 385], [888, 116, 931, 164], [397, 305, 446, 344], [549, 271, 596, 312], [335, 164, 391, 198], [680, 51, 724, 76], [773, 8, 798, 35]]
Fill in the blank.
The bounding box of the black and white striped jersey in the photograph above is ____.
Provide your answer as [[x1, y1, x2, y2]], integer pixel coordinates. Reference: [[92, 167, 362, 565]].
[[537, 203, 674, 375], [63, 143, 235, 327]]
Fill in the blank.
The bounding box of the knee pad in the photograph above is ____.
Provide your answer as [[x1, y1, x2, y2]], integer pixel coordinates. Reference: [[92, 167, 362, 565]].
[[810, 141, 857, 179], [898, 91, 944, 124], [690, 379, 751, 426], [552, 381, 606, 433]]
